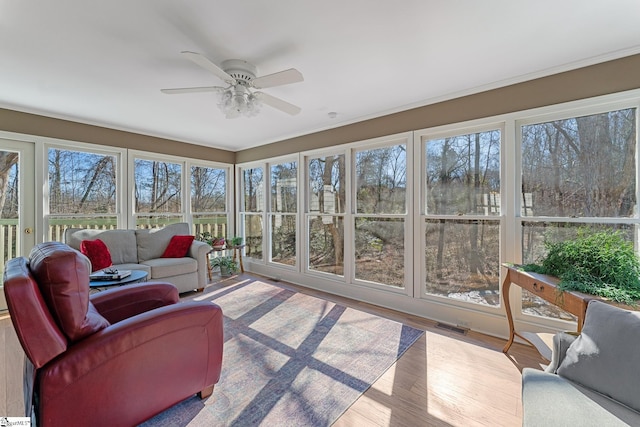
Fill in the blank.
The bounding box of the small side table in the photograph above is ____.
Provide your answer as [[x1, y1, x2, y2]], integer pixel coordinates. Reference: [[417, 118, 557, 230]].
[[229, 244, 245, 273], [89, 270, 149, 293], [207, 246, 227, 281], [206, 245, 245, 281]]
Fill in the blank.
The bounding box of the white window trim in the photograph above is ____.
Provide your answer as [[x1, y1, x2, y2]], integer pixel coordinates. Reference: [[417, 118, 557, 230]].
[[350, 133, 414, 296], [302, 148, 349, 283], [414, 122, 506, 314], [236, 161, 268, 265], [44, 139, 127, 234], [187, 159, 234, 240], [512, 98, 640, 329], [266, 156, 300, 271]]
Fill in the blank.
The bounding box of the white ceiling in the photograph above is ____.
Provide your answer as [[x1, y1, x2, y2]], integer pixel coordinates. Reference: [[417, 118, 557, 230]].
[[2, 1, 640, 152]]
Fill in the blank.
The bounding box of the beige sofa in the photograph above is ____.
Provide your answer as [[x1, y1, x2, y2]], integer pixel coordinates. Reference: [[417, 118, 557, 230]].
[[64, 223, 211, 294]]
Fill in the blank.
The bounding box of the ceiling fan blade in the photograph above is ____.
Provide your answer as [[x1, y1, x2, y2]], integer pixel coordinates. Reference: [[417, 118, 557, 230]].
[[254, 91, 301, 115], [180, 51, 237, 85], [251, 68, 303, 89], [160, 86, 225, 94]]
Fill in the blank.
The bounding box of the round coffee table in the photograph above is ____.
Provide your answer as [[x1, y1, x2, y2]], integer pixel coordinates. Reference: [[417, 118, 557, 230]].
[[89, 270, 149, 292]]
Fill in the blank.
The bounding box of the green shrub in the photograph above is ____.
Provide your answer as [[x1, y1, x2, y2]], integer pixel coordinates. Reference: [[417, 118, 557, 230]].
[[523, 229, 640, 304]]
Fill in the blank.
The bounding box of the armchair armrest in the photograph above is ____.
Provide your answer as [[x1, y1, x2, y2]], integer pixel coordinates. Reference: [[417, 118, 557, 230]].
[[90, 282, 179, 324], [545, 331, 579, 373], [189, 240, 212, 289], [37, 301, 224, 426]]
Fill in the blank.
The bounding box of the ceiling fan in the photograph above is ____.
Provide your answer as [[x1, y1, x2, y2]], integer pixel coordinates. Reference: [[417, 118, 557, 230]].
[[161, 51, 303, 119]]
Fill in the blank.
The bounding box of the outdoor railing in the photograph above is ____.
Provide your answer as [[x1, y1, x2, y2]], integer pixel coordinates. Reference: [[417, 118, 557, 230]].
[[1, 219, 19, 276], [1, 216, 229, 277], [48, 218, 119, 241]]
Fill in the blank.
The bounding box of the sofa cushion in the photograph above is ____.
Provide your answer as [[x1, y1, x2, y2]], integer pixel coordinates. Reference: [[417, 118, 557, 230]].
[[136, 223, 191, 262], [29, 242, 110, 342], [80, 239, 113, 272], [557, 300, 640, 412], [522, 368, 639, 427], [65, 228, 138, 265], [141, 257, 197, 279], [162, 235, 195, 258]]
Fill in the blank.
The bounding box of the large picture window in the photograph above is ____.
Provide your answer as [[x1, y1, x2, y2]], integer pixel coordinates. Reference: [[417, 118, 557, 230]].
[[134, 158, 182, 228], [191, 164, 228, 239], [269, 161, 297, 266], [240, 167, 264, 260], [307, 154, 345, 276], [422, 128, 501, 306], [47, 147, 118, 239], [520, 107, 637, 319], [354, 143, 407, 287]]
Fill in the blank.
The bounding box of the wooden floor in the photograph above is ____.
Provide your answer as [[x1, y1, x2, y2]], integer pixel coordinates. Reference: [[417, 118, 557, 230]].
[[0, 273, 547, 426]]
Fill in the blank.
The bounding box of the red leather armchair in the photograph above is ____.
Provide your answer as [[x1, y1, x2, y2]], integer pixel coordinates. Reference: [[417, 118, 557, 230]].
[[3, 241, 224, 427]]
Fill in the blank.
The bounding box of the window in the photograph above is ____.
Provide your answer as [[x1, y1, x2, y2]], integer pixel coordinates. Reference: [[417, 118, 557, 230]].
[[269, 161, 297, 266], [422, 128, 501, 306], [134, 158, 182, 228], [519, 107, 637, 319], [307, 154, 345, 276], [0, 149, 19, 269], [0, 151, 18, 219], [191, 164, 228, 239], [47, 147, 118, 239], [240, 167, 264, 260], [354, 143, 407, 287]]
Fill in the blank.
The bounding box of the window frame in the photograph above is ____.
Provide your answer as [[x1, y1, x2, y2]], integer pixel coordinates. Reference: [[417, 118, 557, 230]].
[[415, 122, 506, 312], [129, 151, 185, 228], [128, 149, 233, 232], [302, 147, 350, 281], [350, 135, 413, 294], [236, 161, 267, 263], [513, 99, 640, 326], [267, 156, 300, 270], [44, 141, 126, 238], [188, 159, 233, 241]]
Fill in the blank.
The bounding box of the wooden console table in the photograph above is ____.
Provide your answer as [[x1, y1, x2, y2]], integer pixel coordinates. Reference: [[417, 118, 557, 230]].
[[501, 263, 594, 359]]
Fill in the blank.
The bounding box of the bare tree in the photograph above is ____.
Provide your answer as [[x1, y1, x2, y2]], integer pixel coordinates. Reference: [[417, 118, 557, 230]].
[[322, 156, 344, 266], [0, 151, 18, 218], [134, 159, 181, 214], [191, 166, 226, 212]]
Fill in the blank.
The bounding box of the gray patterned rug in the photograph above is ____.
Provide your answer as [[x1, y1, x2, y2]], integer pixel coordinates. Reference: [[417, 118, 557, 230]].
[[142, 278, 424, 426]]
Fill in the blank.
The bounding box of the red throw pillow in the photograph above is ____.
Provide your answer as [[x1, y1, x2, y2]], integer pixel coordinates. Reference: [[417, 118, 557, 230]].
[[162, 235, 195, 258], [80, 239, 113, 272]]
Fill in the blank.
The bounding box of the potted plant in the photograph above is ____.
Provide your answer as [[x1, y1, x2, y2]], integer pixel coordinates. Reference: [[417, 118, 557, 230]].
[[196, 232, 225, 249], [522, 228, 640, 305], [212, 237, 226, 249], [196, 231, 214, 246], [230, 236, 243, 247], [210, 255, 238, 277]]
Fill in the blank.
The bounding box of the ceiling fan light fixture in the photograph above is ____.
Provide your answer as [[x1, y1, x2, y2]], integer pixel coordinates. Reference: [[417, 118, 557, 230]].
[[164, 52, 301, 117], [217, 86, 261, 119]]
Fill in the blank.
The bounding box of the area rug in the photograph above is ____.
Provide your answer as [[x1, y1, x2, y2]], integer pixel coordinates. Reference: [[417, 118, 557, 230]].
[[141, 278, 424, 426]]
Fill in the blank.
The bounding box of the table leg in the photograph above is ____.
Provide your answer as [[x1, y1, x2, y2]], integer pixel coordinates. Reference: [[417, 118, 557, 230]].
[[577, 303, 588, 333], [502, 270, 516, 353], [206, 251, 213, 281], [238, 250, 244, 273], [231, 246, 245, 273]]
